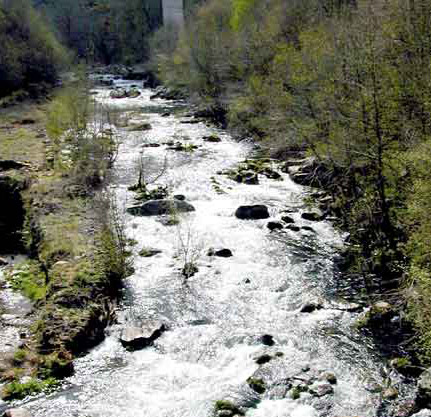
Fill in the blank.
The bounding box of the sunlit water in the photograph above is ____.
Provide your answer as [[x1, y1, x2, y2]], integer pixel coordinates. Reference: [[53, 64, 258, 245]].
[[20, 76, 413, 417]]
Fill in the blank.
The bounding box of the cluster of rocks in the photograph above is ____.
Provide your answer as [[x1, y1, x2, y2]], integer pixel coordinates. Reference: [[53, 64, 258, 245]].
[[222, 159, 282, 186], [110, 87, 141, 99]]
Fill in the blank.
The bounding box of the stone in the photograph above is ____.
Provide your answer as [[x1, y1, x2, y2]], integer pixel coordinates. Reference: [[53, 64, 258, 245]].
[[0, 257, 8, 266], [418, 369, 431, 407], [247, 377, 266, 394], [127, 89, 141, 98], [281, 216, 295, 224], [382, 387, 399, 400], [120, 321, 166, 351], [254, 354, 273, 365], [262, 168, 281, 180], [235, 205, 270, 220], [286, 225, 301, 232], [110, 88, 128, 99], [259, 334, 275, 346], [301, 209, 324, 222], [127, 199, 195, 216], [301, 226, 315, 232], [174, 194, 186, 201], [208, 248, 233, 258], [300, 302, 323, 313], [312, 383, 334, 397], [4, 409, 31, 417], [203, 135, 222, 143], [267, 221, 283, 231], [319, 372, 337, 384]]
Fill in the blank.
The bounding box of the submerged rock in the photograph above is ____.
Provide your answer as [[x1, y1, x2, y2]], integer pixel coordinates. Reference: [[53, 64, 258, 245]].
[[120, 321, 166, 351], [127, 199, 195, 216], [235, 205, 270, 220]]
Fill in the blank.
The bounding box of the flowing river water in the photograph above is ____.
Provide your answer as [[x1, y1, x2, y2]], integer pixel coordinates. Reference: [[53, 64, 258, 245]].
[[18, 77, 414, 416]]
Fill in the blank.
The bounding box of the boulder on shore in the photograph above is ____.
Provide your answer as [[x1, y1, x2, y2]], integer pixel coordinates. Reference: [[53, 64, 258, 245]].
[[235, 205, 270, 220], [127, 199, 195, 216], [120, 321, 166, 351]]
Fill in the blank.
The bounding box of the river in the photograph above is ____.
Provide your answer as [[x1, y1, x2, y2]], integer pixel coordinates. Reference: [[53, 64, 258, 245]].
[[21, 76, 413, 417]]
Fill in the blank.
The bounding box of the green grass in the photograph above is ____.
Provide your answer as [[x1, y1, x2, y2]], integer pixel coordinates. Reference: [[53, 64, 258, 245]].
[[6, 261, 47, 302], [2, 377, 58, 401]]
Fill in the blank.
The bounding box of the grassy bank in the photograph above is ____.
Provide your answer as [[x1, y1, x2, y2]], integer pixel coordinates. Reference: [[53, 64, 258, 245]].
[[150, 0, 431, 367], [0, 77, 131, 400]]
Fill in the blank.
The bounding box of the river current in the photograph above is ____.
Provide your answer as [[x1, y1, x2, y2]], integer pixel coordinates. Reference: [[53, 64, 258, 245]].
[[20, 77, 413, 417]]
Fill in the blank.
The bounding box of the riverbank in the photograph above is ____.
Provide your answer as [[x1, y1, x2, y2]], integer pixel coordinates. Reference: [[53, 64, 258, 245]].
[[0, 79, 131, 403]]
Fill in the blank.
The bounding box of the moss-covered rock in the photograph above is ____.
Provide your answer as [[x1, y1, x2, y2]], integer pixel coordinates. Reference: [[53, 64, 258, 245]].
[[214, 400, 244, 416], [247, 377, 266, 394]]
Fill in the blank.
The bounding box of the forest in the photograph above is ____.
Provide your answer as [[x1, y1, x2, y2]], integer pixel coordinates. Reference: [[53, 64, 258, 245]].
[[153, 0, 431, 364]]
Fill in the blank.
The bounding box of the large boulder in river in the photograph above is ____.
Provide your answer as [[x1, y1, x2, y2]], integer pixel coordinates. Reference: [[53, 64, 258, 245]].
[[127, 199, 195, 216], [120, 321, 166, 351], [235, 205, 270, 220]]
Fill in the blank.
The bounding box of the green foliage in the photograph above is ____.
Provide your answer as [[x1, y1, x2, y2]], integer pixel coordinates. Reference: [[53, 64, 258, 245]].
[[36, 0, 163, 64], [2, 377, 58, 400], [152, 0, 431, 363], [0, 0, 68, 98], [6, 261, 47, 301]]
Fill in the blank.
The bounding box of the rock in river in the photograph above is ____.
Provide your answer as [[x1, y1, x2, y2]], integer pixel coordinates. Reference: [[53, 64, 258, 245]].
[[267, 221, 283, 231], [301, 209, 324, 222], [127, 199, 195, 216], [120, 321, 166, 351], [418, 368, 431, 407], [235, 205, 270, 220], [208, 248, 233, 258], [4, 409, 31, 417]]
